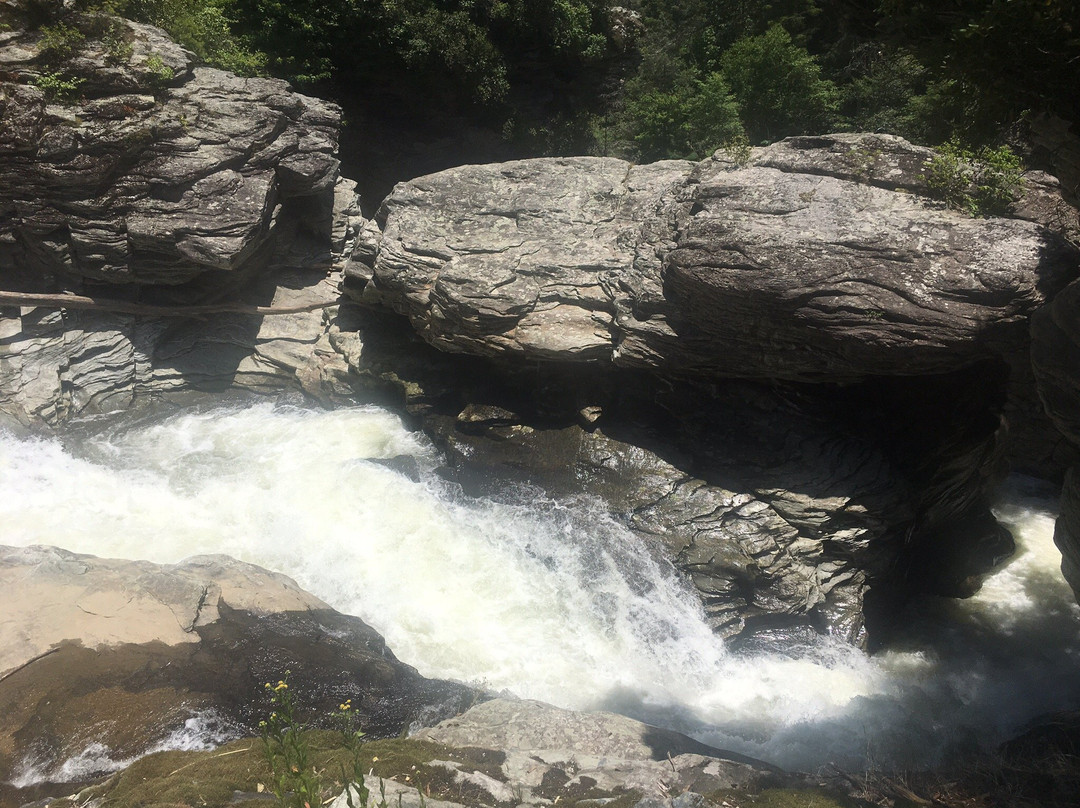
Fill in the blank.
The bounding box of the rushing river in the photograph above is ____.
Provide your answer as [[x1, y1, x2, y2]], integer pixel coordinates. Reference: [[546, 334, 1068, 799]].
[[3, 401, 1080, 774]]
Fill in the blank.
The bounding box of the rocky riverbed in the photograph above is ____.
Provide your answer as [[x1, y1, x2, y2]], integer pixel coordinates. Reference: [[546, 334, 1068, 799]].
[[3, 3, 1080, 807]]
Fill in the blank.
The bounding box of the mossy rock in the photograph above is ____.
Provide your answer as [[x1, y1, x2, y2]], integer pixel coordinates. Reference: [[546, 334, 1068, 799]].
[[45, 733, 514, 808], [706, 786, 868, 808]]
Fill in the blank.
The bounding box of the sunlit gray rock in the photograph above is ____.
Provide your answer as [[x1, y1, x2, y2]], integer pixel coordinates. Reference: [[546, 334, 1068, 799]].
[[412, 698, 777, 805], [358, 133, 1078, 381]]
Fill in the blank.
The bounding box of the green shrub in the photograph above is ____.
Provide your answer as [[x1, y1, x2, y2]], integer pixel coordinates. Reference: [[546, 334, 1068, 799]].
[[38, 22, 86, 60], [33, 70, 85, 102], [104, 0, 267, 76], [927, 139, 1024, 217], [720, 24, 839, 144], [101, 20, 134, 64], [622, 69, 744, 161], [144, 51, 174, 85]]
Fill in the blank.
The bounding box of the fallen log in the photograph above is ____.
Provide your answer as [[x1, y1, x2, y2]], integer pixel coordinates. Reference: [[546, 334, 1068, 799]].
[[0, 290, 339, 318]]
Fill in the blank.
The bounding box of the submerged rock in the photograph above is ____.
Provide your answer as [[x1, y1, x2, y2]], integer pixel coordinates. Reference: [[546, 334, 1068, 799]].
[[0, 546, 474, 803]]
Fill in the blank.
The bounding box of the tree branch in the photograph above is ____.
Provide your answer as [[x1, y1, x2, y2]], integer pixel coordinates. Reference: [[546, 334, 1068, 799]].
[[0, 290, 340, 318]]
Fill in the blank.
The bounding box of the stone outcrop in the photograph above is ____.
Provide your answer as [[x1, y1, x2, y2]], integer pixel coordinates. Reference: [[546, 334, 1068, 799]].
[[0, 546, 474, 805], [355, 134, 1078, 381], [339, 133, 1079, 641], [0, 13, 339, 285], [0, 7, 365, 424], [1033, 276, 1080, 598]]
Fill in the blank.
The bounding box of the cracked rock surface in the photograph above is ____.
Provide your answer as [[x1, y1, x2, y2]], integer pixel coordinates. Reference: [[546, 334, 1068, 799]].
[[0, 14, 339, 285], [356, 134, 1078, 381]]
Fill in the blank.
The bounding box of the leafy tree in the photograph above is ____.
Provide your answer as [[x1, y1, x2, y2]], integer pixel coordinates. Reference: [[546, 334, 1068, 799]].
[[80, 0, 267, 75], [876, 0, 1080, 135], [720, 24, 839, 143]]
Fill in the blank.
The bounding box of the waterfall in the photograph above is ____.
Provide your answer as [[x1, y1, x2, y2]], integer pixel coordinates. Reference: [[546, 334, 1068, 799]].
[[3, 401, 1079, 773]]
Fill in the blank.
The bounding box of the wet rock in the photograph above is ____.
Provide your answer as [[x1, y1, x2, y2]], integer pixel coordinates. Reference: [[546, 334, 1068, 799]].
[[1054, 470, 1080, 608], [1032, 274, 1080, 601], [0, 546, 474, 797]]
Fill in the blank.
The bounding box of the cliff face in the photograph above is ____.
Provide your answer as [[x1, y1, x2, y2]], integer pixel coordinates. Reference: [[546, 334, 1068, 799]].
[[0, 7, 362, 423]]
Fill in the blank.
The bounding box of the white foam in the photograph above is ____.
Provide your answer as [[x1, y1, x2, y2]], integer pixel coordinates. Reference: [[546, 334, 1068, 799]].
[[3, 403, 1079, 774], [7, 710, 238, 786]]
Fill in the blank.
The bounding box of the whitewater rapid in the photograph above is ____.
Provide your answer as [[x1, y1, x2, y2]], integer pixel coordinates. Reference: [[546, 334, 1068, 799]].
[[2, 401, 1079, 772]]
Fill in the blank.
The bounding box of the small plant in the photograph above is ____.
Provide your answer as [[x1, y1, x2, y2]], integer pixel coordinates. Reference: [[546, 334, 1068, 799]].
[[259, 673, 322, 808], [847, 145, 882, 183], [260, 675, 378, 808], [332, 699, 370, 808], [33, 71, 84, 103], [38, 22, 85, 61], [927, 139, 1024, 217], [102, 21, 133, 65], [723, 132, 753, 167], [144, 52, 174, 87]]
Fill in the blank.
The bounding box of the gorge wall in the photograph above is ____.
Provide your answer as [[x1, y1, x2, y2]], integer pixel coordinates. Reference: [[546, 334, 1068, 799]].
[[3, 4, 1080, 650]]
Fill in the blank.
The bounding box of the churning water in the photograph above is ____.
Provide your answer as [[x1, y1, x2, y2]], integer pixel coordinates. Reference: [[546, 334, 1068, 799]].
[[3, 401, 1079, 774]]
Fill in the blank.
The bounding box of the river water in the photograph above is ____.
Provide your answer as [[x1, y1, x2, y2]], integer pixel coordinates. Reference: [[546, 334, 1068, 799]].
[[3, 401, 1079, 774]]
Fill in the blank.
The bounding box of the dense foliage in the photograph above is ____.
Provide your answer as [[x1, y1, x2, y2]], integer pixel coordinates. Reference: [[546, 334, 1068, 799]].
[[61, 0, 1080, 169]]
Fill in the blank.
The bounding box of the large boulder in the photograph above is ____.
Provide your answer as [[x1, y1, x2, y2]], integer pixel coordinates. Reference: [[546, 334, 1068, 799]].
[[342, 133, 1078, 641], [0, 546, 474, 806], [356, 134, 1078, 381], [0, 12, 339, 285]]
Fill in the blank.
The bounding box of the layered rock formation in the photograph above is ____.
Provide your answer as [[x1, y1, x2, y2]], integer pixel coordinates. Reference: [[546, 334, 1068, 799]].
[[0, 7, 362, 423], [0, 546, 473, 806], [356, 135, 1076, 380], [342, 133, 1079, 643], [4, 5, 1080, 648]]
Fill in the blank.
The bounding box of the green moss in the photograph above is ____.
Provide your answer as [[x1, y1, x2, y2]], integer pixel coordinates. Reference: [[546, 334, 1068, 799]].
[[58, 738, 271, 808], [707, 786, 865, 808], [48, 733, 514, 808]]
